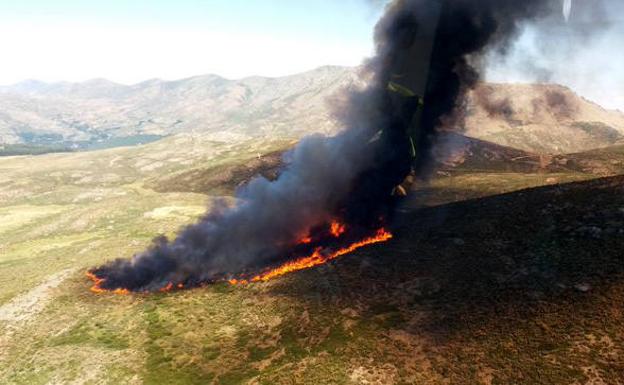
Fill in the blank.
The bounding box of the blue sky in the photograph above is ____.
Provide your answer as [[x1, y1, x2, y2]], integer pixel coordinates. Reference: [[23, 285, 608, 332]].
[[0, 0, 384, 84]]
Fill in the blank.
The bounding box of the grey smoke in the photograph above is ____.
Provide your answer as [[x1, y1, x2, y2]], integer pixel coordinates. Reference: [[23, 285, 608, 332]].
[[91, 0, 569, 292], [486, 0, 624, 111]]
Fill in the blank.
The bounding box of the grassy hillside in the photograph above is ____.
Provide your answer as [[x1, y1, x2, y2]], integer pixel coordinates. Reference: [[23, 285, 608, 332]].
[[553, 144, 624, 176], [1, 133, 624, 384], [464, 83, 624, 154], [0, 142, 78, 156]]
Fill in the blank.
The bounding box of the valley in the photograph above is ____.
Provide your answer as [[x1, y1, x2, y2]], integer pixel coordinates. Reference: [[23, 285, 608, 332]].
[[1, 69, 623, 384]]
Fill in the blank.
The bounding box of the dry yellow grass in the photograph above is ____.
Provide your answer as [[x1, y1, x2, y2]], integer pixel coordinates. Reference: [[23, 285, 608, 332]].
[[1, 135, 623, 384]]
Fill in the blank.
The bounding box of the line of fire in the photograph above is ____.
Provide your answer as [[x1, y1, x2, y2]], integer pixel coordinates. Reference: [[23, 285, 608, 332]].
[[87, 0, 573, 294]]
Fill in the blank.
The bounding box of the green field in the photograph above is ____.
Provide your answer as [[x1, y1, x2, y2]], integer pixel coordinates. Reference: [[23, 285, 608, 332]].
[[1, 135, 623, 384]]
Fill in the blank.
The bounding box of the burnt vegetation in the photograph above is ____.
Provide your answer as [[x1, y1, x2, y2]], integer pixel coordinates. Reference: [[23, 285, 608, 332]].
[[235, 175, 624, 385], [89, 0, 559, 293], [545, 89, 578, 118]]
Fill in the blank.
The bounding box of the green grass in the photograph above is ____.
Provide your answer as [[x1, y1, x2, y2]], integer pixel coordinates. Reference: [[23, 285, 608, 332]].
[[142, 304, 216, 385], [0, 143, 73, 156], [49, 320, 130, 350], [1, 134, 624, 384]]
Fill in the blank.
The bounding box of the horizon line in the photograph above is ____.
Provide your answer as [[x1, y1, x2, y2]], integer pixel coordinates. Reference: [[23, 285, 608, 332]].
[[0, 64, 357, 88]]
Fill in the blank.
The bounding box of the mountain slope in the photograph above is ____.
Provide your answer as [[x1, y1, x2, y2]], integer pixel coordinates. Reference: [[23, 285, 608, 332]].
[[2, 141, 623, 384], [5, 68, 624, 156], [553, 144, 624, 176], [432, 132, 552, 173], [464, 83, 624, 154], [0, 66, 358, 145]]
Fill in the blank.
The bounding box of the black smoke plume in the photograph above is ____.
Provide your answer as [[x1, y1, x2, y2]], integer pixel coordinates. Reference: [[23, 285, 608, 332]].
[[90, 0, 555, 292]]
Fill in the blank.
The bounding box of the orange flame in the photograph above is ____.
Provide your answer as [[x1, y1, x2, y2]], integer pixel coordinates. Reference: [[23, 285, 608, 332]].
[[330, 221, 347, 237], [241, 228, 392, 283], [88, 227, 392, 293], [159, 282, 174, 292], [86, 271, 130, 295]]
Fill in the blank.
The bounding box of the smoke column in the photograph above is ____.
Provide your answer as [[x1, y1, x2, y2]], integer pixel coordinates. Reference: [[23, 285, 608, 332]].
[[486, 0, 624, 111], [91, 0, 555, 292]]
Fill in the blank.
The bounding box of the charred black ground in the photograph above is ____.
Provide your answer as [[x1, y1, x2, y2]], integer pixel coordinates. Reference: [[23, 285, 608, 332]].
[[90, 0, 555, 292]]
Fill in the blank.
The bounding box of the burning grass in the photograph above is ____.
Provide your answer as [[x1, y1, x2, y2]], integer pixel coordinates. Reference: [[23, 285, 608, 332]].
[[86, 271, 130, 295], [231, 228, 392, 285], [4, 142, 624, 385], [87, 223, 393, 294]]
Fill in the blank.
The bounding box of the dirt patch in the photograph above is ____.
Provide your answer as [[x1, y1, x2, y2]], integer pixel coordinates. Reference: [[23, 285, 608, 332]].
[[0, 268, 74, 325], [0, 269, 75, 365]]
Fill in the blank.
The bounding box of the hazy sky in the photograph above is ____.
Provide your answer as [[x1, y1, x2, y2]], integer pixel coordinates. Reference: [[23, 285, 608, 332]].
[[0, 0, 622, 110], [0, 0, 382, 84], [485, 0, 624, 111]]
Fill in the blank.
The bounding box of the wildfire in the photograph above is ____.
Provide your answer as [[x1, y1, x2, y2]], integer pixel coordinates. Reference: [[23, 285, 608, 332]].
[[228, 278, 249, 285], [87, 224, 393, 294], [86, 271, 130, 295], [243, 228, 393, 283], [158, 282, 186, 292], [159, 282, 174, 292], [87, 271, 185, 295], [330, 221, 347, 237]]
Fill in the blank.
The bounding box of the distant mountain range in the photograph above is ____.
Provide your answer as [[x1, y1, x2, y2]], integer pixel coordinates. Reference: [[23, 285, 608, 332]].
[[1, 66, 623, 155], [0, 66, 357, 148]]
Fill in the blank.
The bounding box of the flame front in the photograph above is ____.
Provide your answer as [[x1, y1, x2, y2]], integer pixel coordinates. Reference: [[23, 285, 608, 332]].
[[86, 271, 130, 295], [242, 228, 393, 283], [88, 225, 393, 294]]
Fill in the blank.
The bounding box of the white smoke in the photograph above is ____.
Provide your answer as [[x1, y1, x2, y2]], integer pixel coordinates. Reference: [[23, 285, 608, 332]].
[[485, 0, 624, 111]]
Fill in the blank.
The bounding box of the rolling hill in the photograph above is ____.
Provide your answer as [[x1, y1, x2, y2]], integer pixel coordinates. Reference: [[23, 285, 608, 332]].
[[0, 66, 358, 146], [464, 83, 624, 154], [1, 133, 623, 383], [1, 67, 624, 384], [3, 67, 624, 158]]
